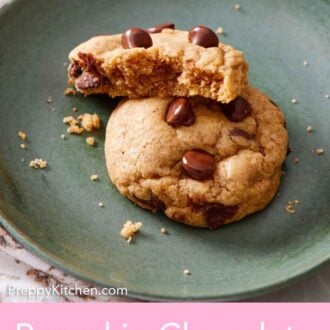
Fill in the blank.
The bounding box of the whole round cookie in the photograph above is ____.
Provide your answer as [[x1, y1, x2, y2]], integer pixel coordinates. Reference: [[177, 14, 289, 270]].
[[105, 87, 288, 228]]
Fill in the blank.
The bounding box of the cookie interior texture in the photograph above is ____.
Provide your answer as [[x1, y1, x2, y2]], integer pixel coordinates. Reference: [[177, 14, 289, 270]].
[[105, 87, 288, 228], [68, 29, 248, 103]]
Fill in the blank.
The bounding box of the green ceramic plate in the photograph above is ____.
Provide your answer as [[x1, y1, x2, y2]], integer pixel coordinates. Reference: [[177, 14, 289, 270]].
[[0, 0, 329, 301]]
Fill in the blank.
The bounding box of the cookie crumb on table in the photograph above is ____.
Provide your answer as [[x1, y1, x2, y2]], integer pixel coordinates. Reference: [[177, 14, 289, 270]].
[[291, 98, 297, 104], [86, 137, 96, 146], [47, 96, 52, 103], [234, 4, 241, 10], [293, 157, 299, 164], [120, 221, 143, 241], [18, 131, 27, 141], [64, 87, 76, 96], [90, 174, 99, 181], [315, 148, 324, 155], [60, 134, 66, 139], [20, 143, 27, 149], [306, 126, 313, 133], [72, 107, 78, 112], [183, 269, 191, 276], [98, 202, 104, 208], [303, 60, 309, 66], [29, 158, 47, 169], [325, 94, 329, 99]]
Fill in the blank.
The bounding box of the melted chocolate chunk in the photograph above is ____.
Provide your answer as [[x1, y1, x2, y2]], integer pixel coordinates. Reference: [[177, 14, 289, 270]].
[[75, 71, 101, 89], [121, 28, 153, 49], [229, 127, 254, 139], [78, 52, 99, 73], [134, 193, 165, 211], [182, 150, 215, 180], [148, 22, 175, 33], [188, 25, 219, 48], [165, 98, 195, 127], [69, 61, 82, 77], [199, 203, 238, 229], [220, 97, 252, 122]]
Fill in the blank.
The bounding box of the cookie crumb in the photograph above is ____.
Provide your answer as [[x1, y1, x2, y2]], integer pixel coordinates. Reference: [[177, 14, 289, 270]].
[[293, 157, 299, 164], [215, 26, 225, 35], [183, 269, 191, 276], [234, 4, 241, 10], [64, 88, 76, 96], [86, 137, 96, 146], [325, 94, 329, 99], [98, 202, 104, 208], [90, 174, 99, 181], [291, 98, 297, 104], [63, 116, 77, 125], [315, 148, 324, 155], [285, 201, 296, 214], [303, 60, 309, 66], [67, 125, 84, 135], [51, 107, 56, 112], [306, 126, 313, 133], [78, 113, 101, 132], [60, 134, 66, 139], [294, 199, 300, 205], [29, 159, 47, 169], [72, 107, 78, 112], [18, 131, 27, 141], [120, 221, 143, 241], [160, 227, 168, 235], [21, 158, 25, 162], [47, 96, 52, 103], [20, 143, 27, 149]]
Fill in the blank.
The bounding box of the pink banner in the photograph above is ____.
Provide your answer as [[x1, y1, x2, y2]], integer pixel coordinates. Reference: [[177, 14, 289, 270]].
[[1, 303, 330, 329]]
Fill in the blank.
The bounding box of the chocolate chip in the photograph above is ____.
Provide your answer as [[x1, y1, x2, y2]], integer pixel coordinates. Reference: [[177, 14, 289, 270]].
[[165, 98, 195, 127], [221, 97, 252, 122], [69, 61, 82, 77], [75, 71, 101, 89], [182, 150, 215, 180], [134, 193, 165, 211], [199, 203, 238, 229], [188, 26, 219, 48], [229, 127, 254, 139], [121, 28, 153, 49], [148, 22, 175, 33], [78, 53, 98, 73]]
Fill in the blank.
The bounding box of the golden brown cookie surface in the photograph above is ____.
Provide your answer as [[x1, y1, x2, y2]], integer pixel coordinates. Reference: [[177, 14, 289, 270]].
[[105, 87, 288, 228], [68, 29, 248, 103]]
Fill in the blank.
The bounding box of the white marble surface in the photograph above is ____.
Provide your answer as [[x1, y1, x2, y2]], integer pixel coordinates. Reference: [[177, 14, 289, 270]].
[[0, 0, 329, 302]]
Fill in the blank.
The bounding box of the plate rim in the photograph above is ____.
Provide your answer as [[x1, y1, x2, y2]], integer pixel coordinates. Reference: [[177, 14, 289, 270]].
[[1, 209, 329, 301], [0, 0, 329, 302]]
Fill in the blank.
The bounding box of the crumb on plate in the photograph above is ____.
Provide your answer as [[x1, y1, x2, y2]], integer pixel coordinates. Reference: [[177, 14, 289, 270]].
[[90, 174, 99, 181], [120, 221, 143, 241], [18, 131, 27, 141], [29, 158, 47, 169], [86, 137, 96, 146]]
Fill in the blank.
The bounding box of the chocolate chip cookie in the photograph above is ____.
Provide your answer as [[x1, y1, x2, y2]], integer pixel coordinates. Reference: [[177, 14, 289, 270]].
[[68, 25, 248, 103], [105, 87, 288, 229]]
